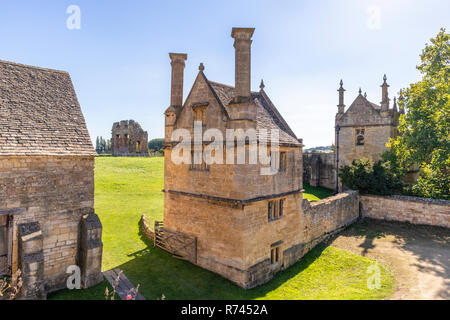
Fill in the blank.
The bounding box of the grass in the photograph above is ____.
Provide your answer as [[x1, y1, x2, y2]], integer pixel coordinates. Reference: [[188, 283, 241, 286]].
[[303, 183, 334, 202], [49, 157, 394, 300]]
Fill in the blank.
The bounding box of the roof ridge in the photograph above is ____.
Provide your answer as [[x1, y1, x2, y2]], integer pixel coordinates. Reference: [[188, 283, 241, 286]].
[[0, 59, 69, 74], [208, 80, 259, 94]]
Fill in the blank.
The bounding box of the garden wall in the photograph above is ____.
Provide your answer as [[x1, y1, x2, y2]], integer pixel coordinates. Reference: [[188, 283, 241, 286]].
[[360, 194, 450, 228]]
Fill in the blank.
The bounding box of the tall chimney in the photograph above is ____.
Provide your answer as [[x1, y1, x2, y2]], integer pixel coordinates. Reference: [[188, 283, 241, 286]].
[[231, 27, 255, 102], [169, 53, 187, 107]]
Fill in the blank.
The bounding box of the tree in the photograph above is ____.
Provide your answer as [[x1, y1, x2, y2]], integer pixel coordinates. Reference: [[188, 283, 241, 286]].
[[95, 136, 100, 153], [148, 138, 164, 152], [339, 158, 404, 196], [385, 28, 449, 199]]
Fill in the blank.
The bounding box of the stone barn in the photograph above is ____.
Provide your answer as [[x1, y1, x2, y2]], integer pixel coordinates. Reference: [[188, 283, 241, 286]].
[[111, 120, 149, 156], [0, 60, 103, 299], [160, 28, 360, 289]]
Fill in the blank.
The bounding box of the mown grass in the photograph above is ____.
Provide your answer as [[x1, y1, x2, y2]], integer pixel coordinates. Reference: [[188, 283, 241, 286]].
[[49, 157, 394, 300]]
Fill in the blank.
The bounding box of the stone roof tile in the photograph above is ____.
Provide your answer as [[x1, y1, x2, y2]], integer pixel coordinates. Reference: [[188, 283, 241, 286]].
[[208, 81, 300, 146], [0, 60, 96, 156]]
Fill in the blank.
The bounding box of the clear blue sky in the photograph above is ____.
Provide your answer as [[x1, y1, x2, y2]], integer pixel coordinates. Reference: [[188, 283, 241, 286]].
[[1, 0, 449, 148]]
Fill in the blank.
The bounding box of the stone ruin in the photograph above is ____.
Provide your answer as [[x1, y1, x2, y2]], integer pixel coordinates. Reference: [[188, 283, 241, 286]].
[[111, 120, 149, 156]]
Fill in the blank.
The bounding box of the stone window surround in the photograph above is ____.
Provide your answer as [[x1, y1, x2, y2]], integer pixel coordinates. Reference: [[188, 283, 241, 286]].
[[270, 240, 283, 267], [192, 102, 208, 126], [355, 127, 365, 146], [268, 199, 285, 222]]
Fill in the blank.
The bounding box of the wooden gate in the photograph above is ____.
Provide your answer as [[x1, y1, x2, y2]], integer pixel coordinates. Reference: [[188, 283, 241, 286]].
[[154, 221, 197, 264]]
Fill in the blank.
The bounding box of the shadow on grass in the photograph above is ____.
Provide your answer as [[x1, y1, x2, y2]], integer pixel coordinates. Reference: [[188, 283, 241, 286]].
[[113, 229, 328, 300]]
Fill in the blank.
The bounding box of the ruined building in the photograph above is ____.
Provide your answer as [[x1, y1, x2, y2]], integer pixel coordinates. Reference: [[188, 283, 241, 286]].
[[160, 28, 359, 289], [111, 120, 149, 156], [0, 60, 103, 299]]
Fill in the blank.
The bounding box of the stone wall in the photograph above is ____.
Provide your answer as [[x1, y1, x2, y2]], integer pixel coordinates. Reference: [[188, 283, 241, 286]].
[[303, 152, 336, 190], [0, 155, 102, 295], [360, 194, 450, 228], [164, 189, 360, 289]]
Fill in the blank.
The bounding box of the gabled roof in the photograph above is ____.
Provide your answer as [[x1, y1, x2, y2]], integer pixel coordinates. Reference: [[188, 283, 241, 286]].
[[207, 80, 300, 146], [0, 60, 96, 156]]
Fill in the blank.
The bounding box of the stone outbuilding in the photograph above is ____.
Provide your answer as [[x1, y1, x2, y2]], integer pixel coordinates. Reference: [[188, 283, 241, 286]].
[[111, 120, 149, 156], [160, 28, 360, 289], [0, 60, 103, 299]]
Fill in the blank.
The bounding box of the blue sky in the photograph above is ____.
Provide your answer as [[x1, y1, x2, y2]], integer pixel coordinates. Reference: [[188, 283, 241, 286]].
[[1, 0, 449, 148]]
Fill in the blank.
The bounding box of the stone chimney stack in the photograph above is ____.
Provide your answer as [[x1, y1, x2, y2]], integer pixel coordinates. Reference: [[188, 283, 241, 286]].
[[337, 80, 345, 114], [380, 74, 390, 113], [169, 53, 188, 107], [231, 27, 255, 102]]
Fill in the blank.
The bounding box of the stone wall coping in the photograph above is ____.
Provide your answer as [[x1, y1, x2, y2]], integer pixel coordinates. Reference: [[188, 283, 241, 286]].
[[361, 194, 450, 206], [310, 190, 359, 208]]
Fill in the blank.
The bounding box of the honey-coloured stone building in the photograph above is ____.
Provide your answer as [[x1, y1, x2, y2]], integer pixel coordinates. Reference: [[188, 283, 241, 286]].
[[160, 28, 360, 288], [0, 60, 103, 299], [334, 77, 402, 191]]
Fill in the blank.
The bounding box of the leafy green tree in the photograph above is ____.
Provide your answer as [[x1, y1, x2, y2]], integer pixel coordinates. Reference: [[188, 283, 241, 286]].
[[385, 28, 449, 199], [148, 138, 164, 152], [339, 158, 404, 196]]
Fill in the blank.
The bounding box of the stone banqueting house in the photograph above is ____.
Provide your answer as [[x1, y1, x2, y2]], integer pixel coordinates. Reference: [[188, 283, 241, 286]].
[[0, 60, 103, 299], [161, 28, 360, 288], [111, 120, 149, 156], [304, 77, 403, 191]]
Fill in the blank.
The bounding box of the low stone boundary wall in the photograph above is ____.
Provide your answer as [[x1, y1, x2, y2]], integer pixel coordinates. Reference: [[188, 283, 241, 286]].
[[283, 190, 360, 269], [140, 215, 155, 240], [360, 195, 450, 228]]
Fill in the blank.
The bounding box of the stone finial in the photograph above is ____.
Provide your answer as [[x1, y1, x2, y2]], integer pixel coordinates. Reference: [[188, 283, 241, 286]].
[[260, 79, 265, 90], [393, 96, 398, 111], [364, 92, 367, 98], [381, 74, 390, 112], [359, 88, 362, 95], [199, 63, 205, 72], [337, 80, 345, 114]]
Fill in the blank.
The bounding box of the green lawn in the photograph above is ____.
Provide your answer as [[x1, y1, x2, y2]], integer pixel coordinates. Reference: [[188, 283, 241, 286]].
[[49, 157, 394, 300]]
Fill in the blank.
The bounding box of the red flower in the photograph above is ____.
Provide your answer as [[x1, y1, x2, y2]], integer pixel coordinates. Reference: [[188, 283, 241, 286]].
[[126, 294, 132, 300]]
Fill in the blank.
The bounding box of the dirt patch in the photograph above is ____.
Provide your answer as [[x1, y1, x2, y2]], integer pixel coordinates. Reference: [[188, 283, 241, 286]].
[[330, 219, 450, 300]]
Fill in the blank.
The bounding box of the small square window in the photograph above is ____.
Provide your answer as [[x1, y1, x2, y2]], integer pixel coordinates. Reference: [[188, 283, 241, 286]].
[[356, 128, 365, 146], [271, 246, 280, 265]]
